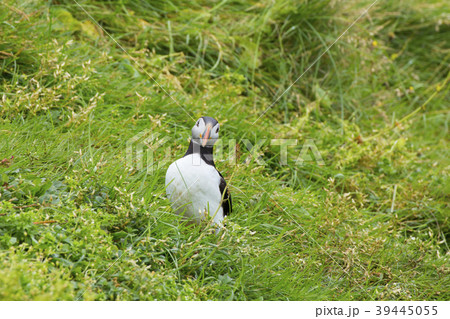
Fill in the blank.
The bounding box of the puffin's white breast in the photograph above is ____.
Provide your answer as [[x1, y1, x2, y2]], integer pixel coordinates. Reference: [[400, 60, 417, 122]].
[[165, 153, 224, 224]]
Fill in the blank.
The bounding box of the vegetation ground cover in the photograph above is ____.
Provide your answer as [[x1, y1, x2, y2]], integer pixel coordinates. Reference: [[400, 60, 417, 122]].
[[0, 0, 448, 300]]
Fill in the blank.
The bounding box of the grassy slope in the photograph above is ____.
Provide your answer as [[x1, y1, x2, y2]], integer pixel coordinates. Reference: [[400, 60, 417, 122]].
[[0, 0, 448, 300]]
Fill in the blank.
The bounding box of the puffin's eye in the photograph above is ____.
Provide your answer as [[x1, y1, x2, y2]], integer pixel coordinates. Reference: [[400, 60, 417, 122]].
[[196, 121, 200, 127], [216, 127, 219, 133]]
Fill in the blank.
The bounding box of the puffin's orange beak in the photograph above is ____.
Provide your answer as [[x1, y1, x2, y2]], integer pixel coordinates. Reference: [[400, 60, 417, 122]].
[[201, 125, 212, 147]]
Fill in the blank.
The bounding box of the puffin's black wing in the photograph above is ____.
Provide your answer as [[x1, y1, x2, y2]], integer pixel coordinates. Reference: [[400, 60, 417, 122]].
[[218, 171, 232, 216]]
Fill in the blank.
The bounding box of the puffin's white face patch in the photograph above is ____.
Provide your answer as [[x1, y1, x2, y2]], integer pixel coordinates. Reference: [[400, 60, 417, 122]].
[[191, 118, 220, 147]]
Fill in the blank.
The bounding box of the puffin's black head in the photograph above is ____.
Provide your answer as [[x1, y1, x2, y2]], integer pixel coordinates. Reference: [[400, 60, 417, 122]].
[[191, 116, 220, 147]]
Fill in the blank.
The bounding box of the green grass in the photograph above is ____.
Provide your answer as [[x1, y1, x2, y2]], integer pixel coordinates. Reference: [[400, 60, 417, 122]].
[[0, 0, 449, 300]]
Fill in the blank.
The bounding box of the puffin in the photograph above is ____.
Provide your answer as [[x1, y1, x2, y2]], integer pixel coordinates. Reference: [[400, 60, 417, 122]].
[[165, 116, 232, 226]]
